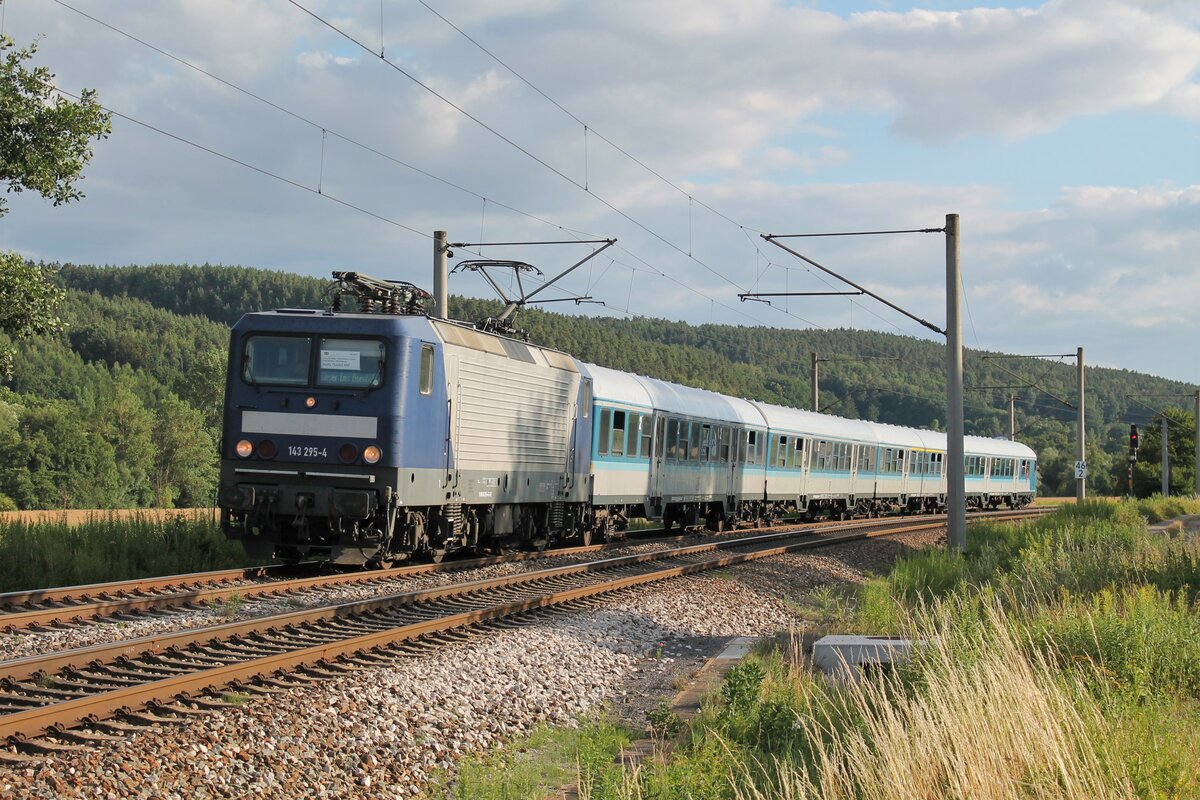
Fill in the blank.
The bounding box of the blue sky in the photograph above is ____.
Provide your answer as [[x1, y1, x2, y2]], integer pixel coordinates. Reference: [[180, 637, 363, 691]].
[[1, 0, 1198, 386]]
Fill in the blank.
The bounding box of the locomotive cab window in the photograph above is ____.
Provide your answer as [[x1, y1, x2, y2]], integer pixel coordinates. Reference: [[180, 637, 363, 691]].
[[243, 335, 312, 387], [316, 337, 385, 389]]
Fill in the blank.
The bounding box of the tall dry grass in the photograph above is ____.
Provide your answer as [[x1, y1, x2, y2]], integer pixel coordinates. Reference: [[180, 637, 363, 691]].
[[589, 600, 1135, 800], [752, 604, 1132, 800]]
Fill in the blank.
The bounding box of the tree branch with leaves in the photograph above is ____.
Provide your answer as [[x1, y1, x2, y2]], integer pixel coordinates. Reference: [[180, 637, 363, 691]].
[[0, 34, 110, 376]]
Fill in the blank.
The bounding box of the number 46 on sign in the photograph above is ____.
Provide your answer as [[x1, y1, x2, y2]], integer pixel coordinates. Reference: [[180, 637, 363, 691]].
[[1074, 460, 1087, 479]]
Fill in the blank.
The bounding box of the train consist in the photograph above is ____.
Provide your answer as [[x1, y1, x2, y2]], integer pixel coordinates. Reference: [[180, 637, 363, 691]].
[[218, 274, 1037, 565]]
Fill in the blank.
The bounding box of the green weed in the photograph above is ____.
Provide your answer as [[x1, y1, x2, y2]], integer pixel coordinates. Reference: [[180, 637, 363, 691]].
[[441, 717, 631, 800]]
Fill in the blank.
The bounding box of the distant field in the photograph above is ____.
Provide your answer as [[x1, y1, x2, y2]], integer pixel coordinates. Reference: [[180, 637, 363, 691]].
[[0, 508, 218, 527], [1034, 496, 1119, 506]]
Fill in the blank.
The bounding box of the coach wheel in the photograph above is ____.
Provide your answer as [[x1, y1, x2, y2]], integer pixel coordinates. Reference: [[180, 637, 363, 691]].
[[580, 526, 593, 547]]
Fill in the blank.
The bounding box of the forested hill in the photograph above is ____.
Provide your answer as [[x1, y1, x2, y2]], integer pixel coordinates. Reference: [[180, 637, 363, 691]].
[[0, 262, 1185, 509]]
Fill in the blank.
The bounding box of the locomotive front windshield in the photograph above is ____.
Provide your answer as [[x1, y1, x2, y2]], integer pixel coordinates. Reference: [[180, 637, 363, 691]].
[[242, 335, 385, 389], [316, 338, 384, 388]]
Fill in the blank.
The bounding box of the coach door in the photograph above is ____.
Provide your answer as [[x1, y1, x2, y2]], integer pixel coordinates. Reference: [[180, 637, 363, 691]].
[[726, 426, 739, 508], [647, 413, 666, 517]]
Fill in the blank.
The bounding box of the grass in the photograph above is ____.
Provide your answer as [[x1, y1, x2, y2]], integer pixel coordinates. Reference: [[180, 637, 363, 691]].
[[430, 718, 633, 799], [0, 512, 259, 592]]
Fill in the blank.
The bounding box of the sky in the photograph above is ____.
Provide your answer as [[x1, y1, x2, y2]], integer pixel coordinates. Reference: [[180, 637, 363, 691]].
[[1, 0, 1198, 384]]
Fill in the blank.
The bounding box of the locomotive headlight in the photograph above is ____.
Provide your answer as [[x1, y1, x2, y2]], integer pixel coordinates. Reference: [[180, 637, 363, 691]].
[[305, 396, 317, 409], [339, 443, 358, 463], [235, 439, 253, 458], [363, 445, 382, 464]]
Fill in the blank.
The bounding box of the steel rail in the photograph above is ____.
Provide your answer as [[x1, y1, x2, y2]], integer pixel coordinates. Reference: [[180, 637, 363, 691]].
[[0, 509, 1047, 745], [0, 511, 1009, 630]]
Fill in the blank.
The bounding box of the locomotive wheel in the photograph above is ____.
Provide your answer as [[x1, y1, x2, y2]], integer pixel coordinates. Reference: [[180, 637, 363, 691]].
[[428, 548, 447, 564]]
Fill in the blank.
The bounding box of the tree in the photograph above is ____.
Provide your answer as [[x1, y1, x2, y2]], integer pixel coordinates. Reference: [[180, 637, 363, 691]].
[[1131, 408, 1196, 497], [0, 35, 110, 375], [0, 35, 110, 215], [0, 253, 65, 376], [151, 394, 217, 507]]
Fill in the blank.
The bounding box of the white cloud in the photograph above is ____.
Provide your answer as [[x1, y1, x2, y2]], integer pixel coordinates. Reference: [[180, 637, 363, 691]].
[[296, 51, 359, 69]]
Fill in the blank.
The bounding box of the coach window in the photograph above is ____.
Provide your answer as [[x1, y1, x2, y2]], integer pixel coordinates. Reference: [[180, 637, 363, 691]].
[[666, 419, 679, 459], [625, 413, 640, 458], [719, 427, 730, 463], [640, 415, 653, 458], [243, 335, 312, 387], [689, 423, 701, 460], [418, 344, 434, 395], [678, 421, 692, 461], [655, 417, 666, 458], [598, 409, 612, 456], [744, 431, 755, 464], [611, 411, 626, 456], [698, 424, 711, 461]]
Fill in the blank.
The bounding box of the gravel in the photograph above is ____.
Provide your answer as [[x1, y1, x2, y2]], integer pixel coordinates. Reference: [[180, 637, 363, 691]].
[[0, 537, 704, 662], [0, 527, 945, 799]]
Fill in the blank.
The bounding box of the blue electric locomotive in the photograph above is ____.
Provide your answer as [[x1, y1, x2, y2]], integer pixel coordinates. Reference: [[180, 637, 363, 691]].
[[219, 273, 594, 565]]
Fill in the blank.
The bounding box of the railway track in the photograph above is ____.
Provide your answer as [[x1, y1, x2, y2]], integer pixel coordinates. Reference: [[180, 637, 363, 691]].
[[0, 507, 1046, 753], [0, 510, 1040, 631]]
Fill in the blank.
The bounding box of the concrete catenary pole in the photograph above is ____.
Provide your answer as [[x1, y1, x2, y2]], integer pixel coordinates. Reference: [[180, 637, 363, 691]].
[[946, 214, 965, 553], [811, 352, 820, 412], [1009, 393, 1016, 441], [433, 230, 449, 320], [1162, 415, 1170, 496], [1076, 346, 1086, 502]]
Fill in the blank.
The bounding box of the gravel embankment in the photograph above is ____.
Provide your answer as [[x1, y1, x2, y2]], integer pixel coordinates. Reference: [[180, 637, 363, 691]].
[[0, 528, 944, 799]]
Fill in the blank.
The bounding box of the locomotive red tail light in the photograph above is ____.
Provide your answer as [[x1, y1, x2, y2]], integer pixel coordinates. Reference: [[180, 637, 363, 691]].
[[363, 445, 382, 464], [257, 439, 278, 459], [339, 443, 358, 463], [235, 439, 253, 458]]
